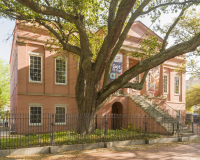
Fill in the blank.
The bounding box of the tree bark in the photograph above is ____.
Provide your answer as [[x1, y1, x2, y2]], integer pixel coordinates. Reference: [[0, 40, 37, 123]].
[[75, 57, 100, 134]]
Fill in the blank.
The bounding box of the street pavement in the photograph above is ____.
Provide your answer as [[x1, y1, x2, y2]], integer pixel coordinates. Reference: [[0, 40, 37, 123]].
[[1, 141, 200, 160], [55, 143, 200, 160]]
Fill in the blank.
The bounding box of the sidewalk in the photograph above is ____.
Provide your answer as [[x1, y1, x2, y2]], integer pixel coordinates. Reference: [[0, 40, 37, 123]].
[[1, 140, 200, 160]]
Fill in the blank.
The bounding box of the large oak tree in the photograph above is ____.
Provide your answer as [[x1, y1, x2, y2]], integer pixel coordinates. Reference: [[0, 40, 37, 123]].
[[1, 0, 200, 134], [0, 59, 10, 110]]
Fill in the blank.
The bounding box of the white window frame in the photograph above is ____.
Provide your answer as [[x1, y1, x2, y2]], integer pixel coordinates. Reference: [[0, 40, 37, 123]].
[[29, 104, 43, 126], [132, 75, 140, 91], [55, 58, 67, 85], [176, 110, 181, 118], [29, 52, 43, 83], [54, 104, 67, 125], [163, 74, 169, 94], [132, 74, 140, 83], [174, 76, 180, 95]]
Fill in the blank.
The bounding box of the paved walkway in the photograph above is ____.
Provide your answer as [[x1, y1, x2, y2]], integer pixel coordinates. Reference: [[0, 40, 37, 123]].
[[2, 141, 200, 160], [61, 143, 200, 160], [0, 131, 10, 136]]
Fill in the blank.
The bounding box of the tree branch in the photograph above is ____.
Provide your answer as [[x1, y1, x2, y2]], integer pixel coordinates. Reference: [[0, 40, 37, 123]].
[[108, 0, 119, 33], [122, 70, 149, 90], [141, 0, 199, 15], [16, 0, 91, 57], [103, 0, 151, 87], [16, 0, 77, 23], [97, 31, 200, 106], [37, 20, 81, 56], [3, 0, 82, 57], [94, 0, 137, 82], [44, 0, 50, 6], [161, 5, 189, 51]]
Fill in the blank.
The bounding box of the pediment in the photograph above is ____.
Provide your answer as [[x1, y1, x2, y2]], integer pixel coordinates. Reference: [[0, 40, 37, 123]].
[[127, 21, 163, 41]]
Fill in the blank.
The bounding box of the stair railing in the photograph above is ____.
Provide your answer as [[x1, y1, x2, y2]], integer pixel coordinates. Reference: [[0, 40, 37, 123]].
[[131, 90, 175, 133], [144, 90, 185, 126]]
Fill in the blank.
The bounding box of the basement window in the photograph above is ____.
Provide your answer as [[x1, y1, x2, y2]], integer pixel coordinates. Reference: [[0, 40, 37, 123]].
[[55, 106, 67, 125], [29, 106, 43, 126]]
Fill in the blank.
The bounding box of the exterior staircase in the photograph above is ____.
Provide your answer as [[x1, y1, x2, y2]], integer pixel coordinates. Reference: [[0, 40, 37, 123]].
[[130, 94, 192, 135]]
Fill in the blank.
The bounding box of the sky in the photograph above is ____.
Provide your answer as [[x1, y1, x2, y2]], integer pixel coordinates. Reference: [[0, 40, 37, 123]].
[[0, 18, 15, 63]]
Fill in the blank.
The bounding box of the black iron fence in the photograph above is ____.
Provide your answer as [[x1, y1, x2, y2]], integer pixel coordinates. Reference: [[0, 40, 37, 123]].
[[0, 113, 197, 150], [185, 117, 200, 136]]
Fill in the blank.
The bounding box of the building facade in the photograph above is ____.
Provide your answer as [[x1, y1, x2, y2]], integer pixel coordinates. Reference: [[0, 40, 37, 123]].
[[10, 21, 186, 132]]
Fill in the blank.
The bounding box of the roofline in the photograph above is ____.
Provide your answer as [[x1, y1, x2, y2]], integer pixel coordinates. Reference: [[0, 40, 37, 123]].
[[9, 21, 18, 64], [134, 21, 164, 41]]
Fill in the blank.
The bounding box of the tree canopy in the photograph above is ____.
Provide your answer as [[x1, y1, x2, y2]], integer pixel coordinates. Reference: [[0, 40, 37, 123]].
[[170, 10, 200, 76], [0, 59, 10, 110], [186, 83, 200, 112], [1, 0, 200, 133]]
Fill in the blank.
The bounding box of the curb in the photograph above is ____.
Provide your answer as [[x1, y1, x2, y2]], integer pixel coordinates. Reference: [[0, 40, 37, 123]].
[[1, 135, 200, 158]]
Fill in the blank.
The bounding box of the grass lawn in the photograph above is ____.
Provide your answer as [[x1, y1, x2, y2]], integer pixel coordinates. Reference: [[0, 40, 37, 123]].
[[0, 129, 160, 150]]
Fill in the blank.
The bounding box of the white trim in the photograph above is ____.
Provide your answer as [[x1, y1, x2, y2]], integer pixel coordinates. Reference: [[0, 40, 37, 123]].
[[29, 105, 43, 126], [166, 101, 185, 104], [54, 105, 67, 125], [28, 103, 44, 106], [29, 52, 43, 56], [55, 58, 67, 85], [174, 75, 180, 95], [54, 104, 68, 107], [29, 52, 43, 83], [163, 73, 169, 94], [176, 110, 181, 117], [132, 74, 140, 83]]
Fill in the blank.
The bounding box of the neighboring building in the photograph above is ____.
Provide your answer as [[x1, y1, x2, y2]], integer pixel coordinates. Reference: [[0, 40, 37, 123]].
[[10, 21, 186, 133], [186, 76, 200, 121], [186, 76, 200, 90]]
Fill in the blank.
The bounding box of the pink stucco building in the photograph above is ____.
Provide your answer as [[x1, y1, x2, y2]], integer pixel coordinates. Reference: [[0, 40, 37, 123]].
[[10, 21, 186, 133]]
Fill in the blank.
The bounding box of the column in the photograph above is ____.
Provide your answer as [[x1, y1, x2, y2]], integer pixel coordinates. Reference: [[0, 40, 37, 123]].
[[122, 54, 129, 94], [159, 64, 164, 96], [140, 72, 147, 95], [181, 73, 185, 102], [169, 69, 174, 102]]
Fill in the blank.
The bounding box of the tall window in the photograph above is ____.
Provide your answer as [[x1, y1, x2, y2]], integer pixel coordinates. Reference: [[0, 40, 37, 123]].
[[133, 75, 139, 83], [29, 106, 42, 125], [55, 59, 67, 84], [163, 74, 168, 94], [55, 106, 66, 124], [29, 54, 42, 82], [174, 76, 180, 95], [148, 73, 151, 91]]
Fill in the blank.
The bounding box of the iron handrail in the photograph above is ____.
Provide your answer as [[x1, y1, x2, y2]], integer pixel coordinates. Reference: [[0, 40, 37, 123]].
[[144, 90, 185, 125], [131, 90, 176, 125]]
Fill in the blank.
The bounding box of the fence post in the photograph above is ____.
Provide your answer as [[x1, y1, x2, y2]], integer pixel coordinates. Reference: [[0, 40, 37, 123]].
[[177, 121, 180, 138], [172, 122, 175, 135], [104, 115, 108, 136], [51, 114, 55, 146], [192, 122, 194, 134], [143, 115, 149, 137]]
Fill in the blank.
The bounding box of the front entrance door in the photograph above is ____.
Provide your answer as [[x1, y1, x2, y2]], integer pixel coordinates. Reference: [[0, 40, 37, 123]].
[[112, 102, 123, 130]]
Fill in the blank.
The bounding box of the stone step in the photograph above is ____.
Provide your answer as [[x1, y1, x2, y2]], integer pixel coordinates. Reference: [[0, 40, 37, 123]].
[[130, 95, 189, 135]]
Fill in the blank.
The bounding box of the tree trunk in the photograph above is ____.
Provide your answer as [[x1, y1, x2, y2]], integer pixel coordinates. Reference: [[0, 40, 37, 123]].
[[75, 75, 99, 134], [76, 113, 97, 135]]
